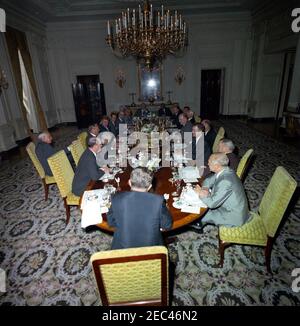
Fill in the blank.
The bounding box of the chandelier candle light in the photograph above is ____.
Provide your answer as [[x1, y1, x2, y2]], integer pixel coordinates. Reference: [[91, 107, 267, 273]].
[[106, 0, 188, 69]]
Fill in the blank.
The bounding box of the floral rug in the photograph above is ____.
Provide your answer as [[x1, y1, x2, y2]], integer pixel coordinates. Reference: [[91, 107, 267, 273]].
[[0, 121, 300, 306]]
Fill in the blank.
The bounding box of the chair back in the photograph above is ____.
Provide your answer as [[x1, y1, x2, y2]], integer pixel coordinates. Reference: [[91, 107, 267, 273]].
[[69, 140, 84, 166], [236, 149, 254, 180], [26, 142, 45, 179], [78, 132, 88, 150], [91, 246, 169, 306], [213, 126, 225, 153], [47, 150, 74, 198], [259, 166, 297, 237]]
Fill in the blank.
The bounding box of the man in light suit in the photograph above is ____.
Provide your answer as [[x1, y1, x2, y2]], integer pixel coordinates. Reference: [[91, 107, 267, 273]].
[[72, 137, 109, 196], [107, 168, 173, 249], [193, 153, 249, 232]]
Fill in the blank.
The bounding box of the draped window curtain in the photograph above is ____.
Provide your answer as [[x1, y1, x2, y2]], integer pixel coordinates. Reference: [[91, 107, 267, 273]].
[[5, 26, 48, 138]]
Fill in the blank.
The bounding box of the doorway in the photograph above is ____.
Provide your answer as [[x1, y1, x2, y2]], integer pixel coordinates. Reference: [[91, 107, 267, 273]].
[[200, 69, 223, 120], [72, 75, 107, 129]]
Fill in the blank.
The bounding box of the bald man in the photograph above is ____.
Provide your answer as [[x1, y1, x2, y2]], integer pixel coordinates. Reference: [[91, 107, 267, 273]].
[[193, 153, 249, 232]]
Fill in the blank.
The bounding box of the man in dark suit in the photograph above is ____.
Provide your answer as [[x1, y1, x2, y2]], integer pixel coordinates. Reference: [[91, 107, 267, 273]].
[[171, 105, 182, 128], [179, 113, 193, 139], [107, 168, 173, 249], [202, 119, 217, 150], [35, 132, 56, 176], [218, 138, 240, 171], [86, 123, 100, 147], [158, 103, 171, 117], [72, 137, 109, 196], [191, 123, 211, 164], [109, 112, 118, 137], [99, 116, 110, 133]]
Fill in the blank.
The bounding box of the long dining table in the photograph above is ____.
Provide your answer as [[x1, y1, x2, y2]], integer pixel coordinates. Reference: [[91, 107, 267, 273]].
[[87, 166, 207, 233]]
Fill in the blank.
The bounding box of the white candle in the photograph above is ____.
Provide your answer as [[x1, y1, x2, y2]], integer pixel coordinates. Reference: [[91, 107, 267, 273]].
[[161, 5, 164, 17], [133, 9, 136, 26], [158, 12, 160, 27]]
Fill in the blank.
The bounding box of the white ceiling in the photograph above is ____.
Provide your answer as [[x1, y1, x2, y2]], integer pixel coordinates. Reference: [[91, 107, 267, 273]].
[[0, 0, 268, 23]]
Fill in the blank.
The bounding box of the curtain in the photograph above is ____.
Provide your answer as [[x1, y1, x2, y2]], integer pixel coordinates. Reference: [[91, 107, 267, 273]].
[[5, 27, 33, 139], [5, 26, 48, 134]]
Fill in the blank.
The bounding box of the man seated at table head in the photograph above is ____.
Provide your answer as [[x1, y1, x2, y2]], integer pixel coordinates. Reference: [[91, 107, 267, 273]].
[[87, 123, 100, 146], [202, 119, 217, 150], [218, 138, 240, 172], [193, 153, 249, 232], [179, 113, 193, 138], [72, 137, 110, 197], [107, 167, 173, 249], [35, 132, 56, 176]]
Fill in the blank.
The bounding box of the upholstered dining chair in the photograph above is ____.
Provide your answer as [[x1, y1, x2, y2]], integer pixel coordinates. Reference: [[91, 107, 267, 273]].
[[218, 166, 297, 273], [26, 142, 56, 201], [47, 150, 80, 224], [212, 126, 225, 153], [69, 139, 84, 166], [91, 246, 169, 306], [236, 149, 254, 181], [78, 132, 88, 150]]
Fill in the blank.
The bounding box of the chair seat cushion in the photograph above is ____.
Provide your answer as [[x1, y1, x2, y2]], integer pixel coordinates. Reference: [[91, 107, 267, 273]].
[[45, 175, 56, 184], [66, 193, 80, 205], [219, 212, 268, 246]]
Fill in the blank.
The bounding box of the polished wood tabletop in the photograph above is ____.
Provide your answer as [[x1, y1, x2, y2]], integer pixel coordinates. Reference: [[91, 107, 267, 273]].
[[89, 166, 207, 233]]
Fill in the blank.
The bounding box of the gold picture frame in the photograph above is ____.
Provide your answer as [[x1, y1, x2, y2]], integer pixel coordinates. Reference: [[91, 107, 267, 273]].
[[137, 62, 163, 102]]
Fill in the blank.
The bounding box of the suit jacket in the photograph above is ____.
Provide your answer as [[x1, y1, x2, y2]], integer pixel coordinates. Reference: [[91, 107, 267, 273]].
[[99, 125, 110, 133], [35, 141, 56, 176], [107, 191, 173, 249], [158, 107, 172, 116], [192, 137, 211, 164], [72, 149, 104, 196], [171, 111, 182, 128], [201, 167, 249, 227], [227, 152, 240, 172], [109, 121, 118, 136], [204, 129, 217, 150], [180, 120, 193, 138]]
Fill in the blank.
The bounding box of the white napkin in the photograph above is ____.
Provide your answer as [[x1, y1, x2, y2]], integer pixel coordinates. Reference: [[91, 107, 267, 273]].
[[180, 205, 201, 214], [81, 190, 107, 228]]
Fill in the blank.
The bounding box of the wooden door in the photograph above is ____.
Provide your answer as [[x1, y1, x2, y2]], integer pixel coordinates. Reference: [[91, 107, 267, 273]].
[[200, 69, 222, 120]]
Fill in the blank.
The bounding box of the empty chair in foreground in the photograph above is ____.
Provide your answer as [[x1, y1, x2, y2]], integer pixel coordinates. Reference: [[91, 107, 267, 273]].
[[91, 246, 169, 306]]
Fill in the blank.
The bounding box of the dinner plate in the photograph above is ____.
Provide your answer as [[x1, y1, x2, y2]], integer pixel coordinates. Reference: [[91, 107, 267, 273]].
[[172, 201, 184, 209]]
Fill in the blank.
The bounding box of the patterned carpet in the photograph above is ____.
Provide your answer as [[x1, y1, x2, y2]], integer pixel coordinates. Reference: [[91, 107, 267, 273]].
[[0, 121, 300, 306]]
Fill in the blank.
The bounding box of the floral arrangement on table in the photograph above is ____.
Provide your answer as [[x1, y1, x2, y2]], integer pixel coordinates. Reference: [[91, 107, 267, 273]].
[[146, 157, 161, 172], [141, 123, 159, 133]]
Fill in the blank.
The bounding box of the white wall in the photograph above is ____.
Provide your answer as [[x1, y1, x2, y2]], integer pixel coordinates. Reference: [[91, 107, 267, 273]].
[[46, 12, 253, 121]]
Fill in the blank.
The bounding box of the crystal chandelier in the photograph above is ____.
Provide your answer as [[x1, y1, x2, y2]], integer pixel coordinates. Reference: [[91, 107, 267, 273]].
[[106, 0, 188, 69]]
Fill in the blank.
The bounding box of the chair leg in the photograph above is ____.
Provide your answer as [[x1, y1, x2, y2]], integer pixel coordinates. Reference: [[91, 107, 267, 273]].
[[218, 237, 230, 268], [42, 179, 49, 201], [265, 237, 274, 274], [64, 198, 70, 225]]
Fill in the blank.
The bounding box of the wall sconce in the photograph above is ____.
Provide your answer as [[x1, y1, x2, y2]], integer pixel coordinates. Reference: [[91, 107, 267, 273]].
[[175, 66, 186, 86], [0, 67, 9, 95], [115, 69, 126, 88]]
